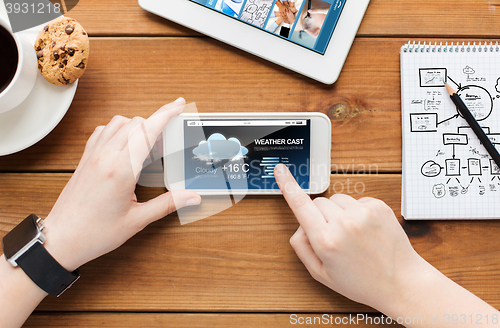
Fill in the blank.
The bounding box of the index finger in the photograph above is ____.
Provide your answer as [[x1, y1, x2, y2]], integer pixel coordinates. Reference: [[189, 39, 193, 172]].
[[128, 98, 185, 156], [126, 98, 186, 179], [274, 164, 327, 239], [144, 97, 186, 142]]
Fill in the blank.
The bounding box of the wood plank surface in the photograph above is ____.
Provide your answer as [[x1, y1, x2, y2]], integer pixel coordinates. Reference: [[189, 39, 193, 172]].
[[1, 0, 498, 325], [23, 313, 403, 327], [3, 37, 499, 173], [2, 173, 500, 312], [1, 37, 405, 173], [66, 0, 500, 38]]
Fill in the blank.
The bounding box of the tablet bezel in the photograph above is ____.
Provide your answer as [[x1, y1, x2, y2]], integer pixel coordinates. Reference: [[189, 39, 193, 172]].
[[139, 0, 369, 84], [163, 113, 331, 195]]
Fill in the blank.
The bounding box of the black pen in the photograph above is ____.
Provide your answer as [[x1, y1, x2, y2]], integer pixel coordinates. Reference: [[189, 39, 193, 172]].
[[445, 83, 500, 168]]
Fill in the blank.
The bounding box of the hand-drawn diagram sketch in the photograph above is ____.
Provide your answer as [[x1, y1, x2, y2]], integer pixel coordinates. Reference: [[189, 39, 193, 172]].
[[419, 68, 447, 87], [407, 61, 500, 199], [401, 42, 500, 219], [239, 0, 274, 28]]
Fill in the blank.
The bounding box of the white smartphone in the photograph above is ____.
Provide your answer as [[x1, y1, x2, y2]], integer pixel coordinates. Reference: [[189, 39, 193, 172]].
[[163, 113, 331, 195]]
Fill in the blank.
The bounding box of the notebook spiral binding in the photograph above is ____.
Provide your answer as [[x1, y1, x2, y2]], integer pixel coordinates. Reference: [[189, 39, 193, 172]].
[[401, 41, 500, 53]]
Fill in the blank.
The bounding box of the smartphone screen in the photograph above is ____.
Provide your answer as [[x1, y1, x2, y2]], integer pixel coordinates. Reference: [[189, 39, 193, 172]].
[[183, 119, 311, 190]]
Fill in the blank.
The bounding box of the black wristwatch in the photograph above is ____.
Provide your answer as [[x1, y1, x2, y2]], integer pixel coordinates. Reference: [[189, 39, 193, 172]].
[[1, 214, 80, 297]]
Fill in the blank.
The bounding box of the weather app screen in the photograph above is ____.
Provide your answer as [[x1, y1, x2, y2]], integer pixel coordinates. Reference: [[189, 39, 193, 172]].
[[183, 119, 311, 190]]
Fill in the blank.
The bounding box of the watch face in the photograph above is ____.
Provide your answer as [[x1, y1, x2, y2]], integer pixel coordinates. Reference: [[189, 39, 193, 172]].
[[2, 215, 40, 259]]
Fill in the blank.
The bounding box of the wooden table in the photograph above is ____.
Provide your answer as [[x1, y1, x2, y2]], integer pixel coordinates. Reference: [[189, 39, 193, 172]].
[[1, 0, 500, 326]]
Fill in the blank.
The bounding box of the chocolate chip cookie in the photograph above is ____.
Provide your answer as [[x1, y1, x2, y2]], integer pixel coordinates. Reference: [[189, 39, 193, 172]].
[[34, 17, 89, 85]]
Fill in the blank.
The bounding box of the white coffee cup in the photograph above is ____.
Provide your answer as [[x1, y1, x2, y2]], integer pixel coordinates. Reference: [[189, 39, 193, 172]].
[[0, 16, 37, 114]]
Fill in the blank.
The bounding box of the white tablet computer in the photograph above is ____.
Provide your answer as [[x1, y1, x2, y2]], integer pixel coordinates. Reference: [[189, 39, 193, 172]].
[[139, 0, 369, 84]]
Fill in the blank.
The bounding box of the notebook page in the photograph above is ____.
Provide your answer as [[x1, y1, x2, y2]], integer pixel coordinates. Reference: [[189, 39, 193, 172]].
[[401, 42, 500, 219]]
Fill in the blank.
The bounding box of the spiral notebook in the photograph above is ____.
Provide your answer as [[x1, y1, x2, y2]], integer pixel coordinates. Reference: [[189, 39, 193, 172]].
[[401, 41, 500, 220]]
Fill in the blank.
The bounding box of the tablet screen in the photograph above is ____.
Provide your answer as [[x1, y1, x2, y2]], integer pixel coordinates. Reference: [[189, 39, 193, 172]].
[[189, 0, 346, 55], [183, 119, 311, 190]]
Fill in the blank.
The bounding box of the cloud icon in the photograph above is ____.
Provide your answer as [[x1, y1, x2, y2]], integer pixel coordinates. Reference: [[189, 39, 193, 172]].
[[463, 65, 475, 75], [432, 184, 446, 198], [193, 133, 248, 161], [421, 160, 442, 177]]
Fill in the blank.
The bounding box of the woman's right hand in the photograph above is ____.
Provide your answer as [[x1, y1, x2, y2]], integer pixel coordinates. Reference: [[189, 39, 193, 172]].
[[274, 164, 428, 313]]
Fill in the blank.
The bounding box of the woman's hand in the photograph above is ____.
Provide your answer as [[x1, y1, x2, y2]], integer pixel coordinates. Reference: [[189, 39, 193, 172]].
[[275, 1, 288, 18], [42, 98, 201, 272], [284, 8, 296, 24], [274, 164, 425, 312], [274, 163, 500, 327]]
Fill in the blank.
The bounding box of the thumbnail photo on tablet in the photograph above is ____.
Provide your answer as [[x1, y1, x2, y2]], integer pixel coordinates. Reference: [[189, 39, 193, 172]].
[[264, 0, 302, 38], [190, 0, 346, 54]]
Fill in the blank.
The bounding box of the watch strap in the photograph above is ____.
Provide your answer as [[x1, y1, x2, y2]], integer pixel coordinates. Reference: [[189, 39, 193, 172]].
[[16, 241, 80, 297]]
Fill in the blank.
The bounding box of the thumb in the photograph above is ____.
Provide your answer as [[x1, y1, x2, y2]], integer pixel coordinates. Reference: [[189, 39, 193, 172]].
[[136, 190, 201, 226]]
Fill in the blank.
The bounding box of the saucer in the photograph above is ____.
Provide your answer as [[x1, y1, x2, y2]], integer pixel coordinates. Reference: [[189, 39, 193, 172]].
[[0, 11, 77, 156]]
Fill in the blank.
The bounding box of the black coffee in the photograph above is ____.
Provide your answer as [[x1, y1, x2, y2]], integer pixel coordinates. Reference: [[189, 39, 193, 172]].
[[0, 25, 19, 94]]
